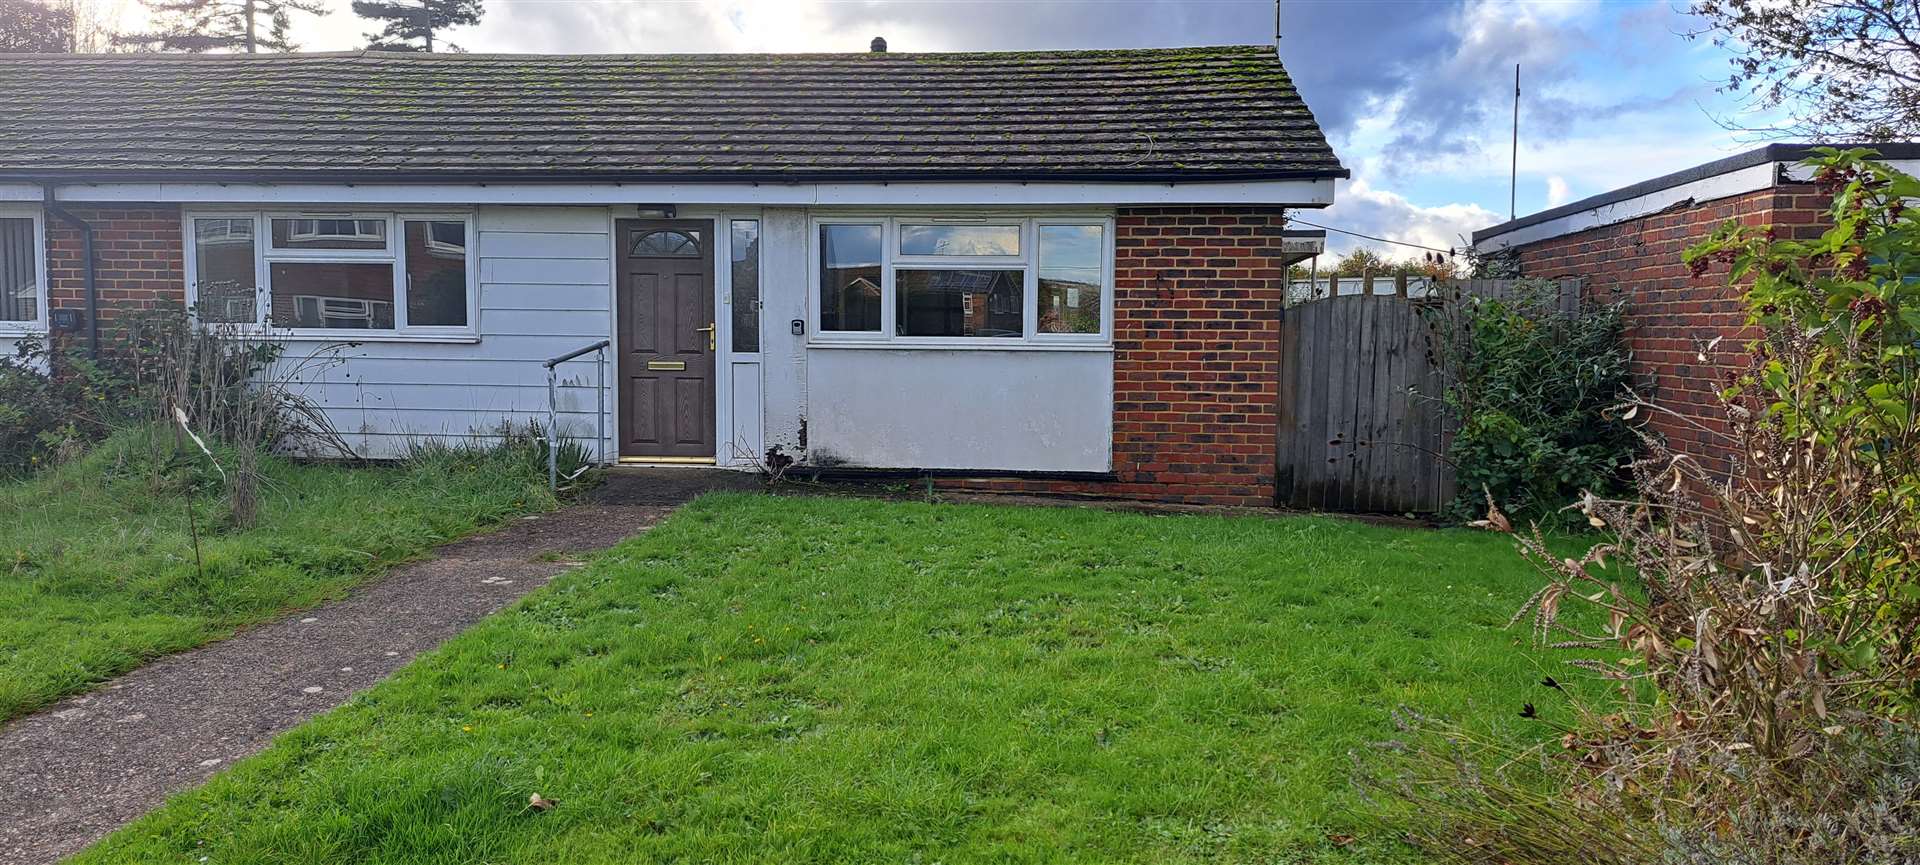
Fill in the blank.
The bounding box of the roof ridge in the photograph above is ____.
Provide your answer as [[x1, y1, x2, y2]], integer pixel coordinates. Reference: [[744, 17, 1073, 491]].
[[0, 44, 1272, 62]]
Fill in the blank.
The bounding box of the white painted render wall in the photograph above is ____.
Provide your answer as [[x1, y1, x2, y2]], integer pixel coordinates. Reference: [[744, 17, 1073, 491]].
[[271, 205, 616, 460], [802, 347, 1113, 472]]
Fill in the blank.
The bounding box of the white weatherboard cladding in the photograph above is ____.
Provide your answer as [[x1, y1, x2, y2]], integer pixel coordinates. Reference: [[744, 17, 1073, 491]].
[[802, 348, 1113, 473], [271, 205, 615, 460]]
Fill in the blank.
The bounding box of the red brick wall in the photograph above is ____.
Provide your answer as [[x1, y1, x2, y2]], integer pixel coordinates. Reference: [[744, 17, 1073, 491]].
[[1501, 183, 1829, 472], [44, 205, 186, 332], [942, 206, 1289, 506]]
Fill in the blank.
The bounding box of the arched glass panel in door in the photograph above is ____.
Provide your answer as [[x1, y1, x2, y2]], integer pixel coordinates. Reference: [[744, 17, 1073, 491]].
[[630, 229, 703, 257]]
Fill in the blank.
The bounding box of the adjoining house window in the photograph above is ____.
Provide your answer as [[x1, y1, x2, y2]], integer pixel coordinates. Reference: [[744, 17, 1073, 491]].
[[812, 216, 1111, 345], [0, 216, 43, 326], [1037, 224, 1105, 334], [820, 223, 882, 332], [186, 211, 474, 335], [730, 220, 760, 353]]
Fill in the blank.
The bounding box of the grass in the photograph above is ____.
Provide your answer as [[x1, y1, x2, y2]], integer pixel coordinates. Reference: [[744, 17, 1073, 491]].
[[76, 492, 1593, 864], [0, 427, 554, 721]]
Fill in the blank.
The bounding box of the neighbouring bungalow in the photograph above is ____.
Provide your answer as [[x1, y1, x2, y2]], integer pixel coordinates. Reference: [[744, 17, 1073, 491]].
[[1472, 142, 1920, 475], [0, 42, 1345, 506]]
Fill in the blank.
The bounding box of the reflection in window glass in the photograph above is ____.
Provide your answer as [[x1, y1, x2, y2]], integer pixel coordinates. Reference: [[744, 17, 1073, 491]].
[[271, 218, 387, 251], [1037, 224, 1104, 334], [898, 224, 1020, 256], [820, 224, 882, 332], [730, 220, 760, 352], [1, 217, 39, 323], [269, 262, 396, 329], [403, 220, 468, 326], [192, 218, 257, 323], [896, 269, 1023, 338]]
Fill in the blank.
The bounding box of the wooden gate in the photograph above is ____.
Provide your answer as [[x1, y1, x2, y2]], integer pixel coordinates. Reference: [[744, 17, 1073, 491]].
[[1274, 279, 1579, 514], [1276, 293, 1450, 513]]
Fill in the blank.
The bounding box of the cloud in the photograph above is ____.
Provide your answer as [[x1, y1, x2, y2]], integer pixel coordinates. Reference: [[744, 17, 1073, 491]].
[[1545, 175, 1571, 206], [1305, 178, 1503, 263]]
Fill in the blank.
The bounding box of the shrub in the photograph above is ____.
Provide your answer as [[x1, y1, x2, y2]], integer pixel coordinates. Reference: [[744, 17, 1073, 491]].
[[0, 336, 130, 477], [1360, 149, 1920, 864], [1426, 281, 1638, 523]]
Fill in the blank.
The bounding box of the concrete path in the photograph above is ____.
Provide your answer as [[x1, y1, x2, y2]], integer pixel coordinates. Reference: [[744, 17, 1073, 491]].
[[0, 468, 757, 865]]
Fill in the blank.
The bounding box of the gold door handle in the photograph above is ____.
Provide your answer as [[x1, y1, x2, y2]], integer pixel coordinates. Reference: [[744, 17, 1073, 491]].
[[695, 322, 716, 351]]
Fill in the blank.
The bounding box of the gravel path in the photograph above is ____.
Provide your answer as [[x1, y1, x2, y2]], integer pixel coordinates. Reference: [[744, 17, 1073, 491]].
[[0, 468, 757, 865]]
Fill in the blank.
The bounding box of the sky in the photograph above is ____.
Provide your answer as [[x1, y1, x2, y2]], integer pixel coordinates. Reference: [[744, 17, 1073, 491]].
[[95, 0, 1774, 261]]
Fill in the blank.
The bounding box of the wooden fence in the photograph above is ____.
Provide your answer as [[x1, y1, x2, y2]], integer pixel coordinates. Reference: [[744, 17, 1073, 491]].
[[1273, 279, 1580, 514]]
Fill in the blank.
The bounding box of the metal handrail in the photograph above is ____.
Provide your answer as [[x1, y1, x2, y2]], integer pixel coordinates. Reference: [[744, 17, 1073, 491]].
[[543, 339, 611, 492]]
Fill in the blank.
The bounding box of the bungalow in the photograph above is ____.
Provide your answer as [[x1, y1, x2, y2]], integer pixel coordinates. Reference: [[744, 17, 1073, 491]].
[[1472, 142, 1919, 475], [0, 43, 1346, 506]]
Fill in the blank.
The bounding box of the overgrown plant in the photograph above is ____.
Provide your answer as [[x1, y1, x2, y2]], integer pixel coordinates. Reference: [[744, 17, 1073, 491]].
[[119, 308, 354, 526], [1425, 281, 1638, 523], [0, 335, 127, 476], [1361, 148, 1920, 864]]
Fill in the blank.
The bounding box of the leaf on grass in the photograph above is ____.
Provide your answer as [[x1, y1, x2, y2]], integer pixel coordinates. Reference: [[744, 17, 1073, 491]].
[[527, 793, 557, 812]]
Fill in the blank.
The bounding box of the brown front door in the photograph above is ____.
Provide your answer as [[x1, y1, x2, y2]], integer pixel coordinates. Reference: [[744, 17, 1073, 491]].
[[616, 219, 716, 460]]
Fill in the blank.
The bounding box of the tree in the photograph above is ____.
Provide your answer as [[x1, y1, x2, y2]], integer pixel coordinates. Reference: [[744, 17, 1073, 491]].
[[0, 0, 74, 52], [118, 0, 326, 53], [1689, 0, 1920, 140], [352, 0, 482, 52]]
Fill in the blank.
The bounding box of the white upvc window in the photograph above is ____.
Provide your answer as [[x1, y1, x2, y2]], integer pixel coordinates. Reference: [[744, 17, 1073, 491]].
[[809, 214, 1114, 348], [183, 210, 477, 339], [0, 204, 48, 334]]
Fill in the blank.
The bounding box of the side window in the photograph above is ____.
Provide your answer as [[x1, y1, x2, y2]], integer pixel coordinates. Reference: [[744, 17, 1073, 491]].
[[730, 220, 760, 353], [403, 219, 469, 327], [1037, 224, 1104, 335], [191, 217, 257, 324], [0, 216, 42, 325], [819, 224, 883, 333]]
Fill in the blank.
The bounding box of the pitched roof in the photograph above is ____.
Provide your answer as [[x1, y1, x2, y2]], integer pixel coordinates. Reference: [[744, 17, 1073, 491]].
[[0, 45, 1346, 185]]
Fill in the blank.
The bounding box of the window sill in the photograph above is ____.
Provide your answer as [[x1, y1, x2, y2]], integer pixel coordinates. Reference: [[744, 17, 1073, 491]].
[[0, 324, 48, 337], [284, 332, 481, 345], [808, 340, 1112, 353], [225, 329, 482, 345]]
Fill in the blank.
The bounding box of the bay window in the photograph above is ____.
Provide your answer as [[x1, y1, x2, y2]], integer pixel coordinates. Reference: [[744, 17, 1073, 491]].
[[186, 211, 474, 336], [811, 216, 1111, 345]]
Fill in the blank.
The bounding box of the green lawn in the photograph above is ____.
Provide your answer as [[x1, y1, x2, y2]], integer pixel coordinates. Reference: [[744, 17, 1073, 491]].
[[0, 429, 552, 721], [76, 493, 1584, 864]]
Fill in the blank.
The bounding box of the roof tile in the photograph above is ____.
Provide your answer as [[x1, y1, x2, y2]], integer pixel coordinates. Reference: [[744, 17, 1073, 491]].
[[0, 45, 1346, 182]]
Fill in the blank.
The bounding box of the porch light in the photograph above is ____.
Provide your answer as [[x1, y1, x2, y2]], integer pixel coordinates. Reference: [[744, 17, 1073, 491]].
[[634, 205, 676, 218]]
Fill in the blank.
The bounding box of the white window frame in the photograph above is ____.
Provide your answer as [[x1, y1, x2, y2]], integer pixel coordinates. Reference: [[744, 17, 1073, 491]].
[[283, 217, 386, 245], [808, 213, 1114, 349], [0, 204, 49, 335], [182, 209, 479, 341]]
